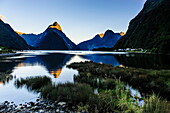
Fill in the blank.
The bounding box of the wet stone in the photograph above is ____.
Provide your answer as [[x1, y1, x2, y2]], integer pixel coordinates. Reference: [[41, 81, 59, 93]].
[[29, 102, 35, 106], [36, 99, 40, 102]]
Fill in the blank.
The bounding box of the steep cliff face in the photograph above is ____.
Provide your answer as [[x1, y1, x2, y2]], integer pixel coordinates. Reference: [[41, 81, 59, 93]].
[[114, 0, 170, 54], [19, 21, 79, 50], [0, 19, 29, 50], [78, 30, 122, 50]]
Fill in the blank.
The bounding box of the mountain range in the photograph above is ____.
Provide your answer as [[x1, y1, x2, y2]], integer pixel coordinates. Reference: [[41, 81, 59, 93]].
[[78, 30, 124, 50], [114, 0, 170, 54]]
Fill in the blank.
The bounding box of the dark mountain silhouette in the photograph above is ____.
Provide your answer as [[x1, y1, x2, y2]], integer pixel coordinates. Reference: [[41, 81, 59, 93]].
[[78, 30, 123, 50], [114, 0, 170, 54], [0, 19, 29, 50], [19, 22, 79, 50]]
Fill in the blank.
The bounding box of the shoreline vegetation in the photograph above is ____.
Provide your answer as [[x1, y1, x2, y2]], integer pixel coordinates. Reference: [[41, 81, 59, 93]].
[[1, 61, 170, 112], [0, 46, 19, 57], [67, 61, 170, 100], [0, 46, 27, 58], [92, 47, 170, 55], [0, 46, 14, 54]]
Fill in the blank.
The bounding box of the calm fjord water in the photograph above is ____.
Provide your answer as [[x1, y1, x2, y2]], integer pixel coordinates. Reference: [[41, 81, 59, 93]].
[[0, 51, 169, 104]]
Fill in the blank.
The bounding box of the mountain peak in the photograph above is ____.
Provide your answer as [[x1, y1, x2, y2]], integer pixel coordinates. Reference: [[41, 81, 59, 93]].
[[105, 30, 114, 34], [120, 32, 126, 36], [98, 33, 104, 38], [0, 19, 5, 23], [49, 21, 62, 31]]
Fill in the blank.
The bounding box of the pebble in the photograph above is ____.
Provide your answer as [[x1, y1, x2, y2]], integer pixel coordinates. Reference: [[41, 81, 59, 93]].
[[58, 102, 66, 106]]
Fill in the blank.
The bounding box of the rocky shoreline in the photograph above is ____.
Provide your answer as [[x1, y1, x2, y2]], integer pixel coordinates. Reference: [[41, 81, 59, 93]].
[[0, 98, 72, 113]]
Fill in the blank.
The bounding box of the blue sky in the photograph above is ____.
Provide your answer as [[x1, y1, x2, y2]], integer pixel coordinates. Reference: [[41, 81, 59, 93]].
[[0, 0, 146, 44]]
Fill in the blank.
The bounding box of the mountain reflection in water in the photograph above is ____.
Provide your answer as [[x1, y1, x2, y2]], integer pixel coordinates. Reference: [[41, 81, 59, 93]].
[[80, 54, 120, 66], [16, 53, 73, 78], [80, 53, 170, 69]]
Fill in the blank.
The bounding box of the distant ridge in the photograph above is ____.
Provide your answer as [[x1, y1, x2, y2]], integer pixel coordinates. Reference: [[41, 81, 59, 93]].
[[78, 30, 123, 50]]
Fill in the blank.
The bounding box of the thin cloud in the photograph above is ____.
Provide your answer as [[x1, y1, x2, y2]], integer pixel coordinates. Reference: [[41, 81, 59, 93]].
[[0, 15, 6, 19]]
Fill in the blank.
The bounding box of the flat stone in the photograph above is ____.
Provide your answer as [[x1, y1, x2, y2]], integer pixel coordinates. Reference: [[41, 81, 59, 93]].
[[39, 109, 45, 112], [58, 102, 66, 106]]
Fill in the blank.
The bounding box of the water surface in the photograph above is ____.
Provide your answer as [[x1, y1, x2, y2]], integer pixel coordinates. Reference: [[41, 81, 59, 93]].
[[0, 51, 169, 104]]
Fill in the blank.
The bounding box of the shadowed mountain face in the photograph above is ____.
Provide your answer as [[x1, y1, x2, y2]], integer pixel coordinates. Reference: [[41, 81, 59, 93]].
[[35, 29, 73, 50], [19, 34, 41, 47], [0, 19, 29, 50], [114, 0, 170, 54], [78, 30, 122, 50], [19, 22, 79, 50]]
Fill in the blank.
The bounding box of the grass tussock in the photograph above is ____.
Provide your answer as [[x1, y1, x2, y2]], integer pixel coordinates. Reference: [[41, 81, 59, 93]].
[[41, 82, 94, 105], [15, 76, 51, 91], [143, 94, 170, 113]]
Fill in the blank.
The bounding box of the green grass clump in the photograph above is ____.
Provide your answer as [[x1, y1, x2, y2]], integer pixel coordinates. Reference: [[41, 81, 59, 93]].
[[143, 94, 170, 113], [76, 79, 143, 112], [15, 76, 52, 91], [74, 72, 116, 90], [41, 82, 94, 105], [15, 76, 95, 106]]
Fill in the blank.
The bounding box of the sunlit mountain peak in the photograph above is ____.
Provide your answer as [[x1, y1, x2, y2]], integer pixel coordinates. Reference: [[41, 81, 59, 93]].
[[120, 32, 126, 36], [49, 21, 62, 31], [15, 31, 27, 35], [98, 33, 104, 38]]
